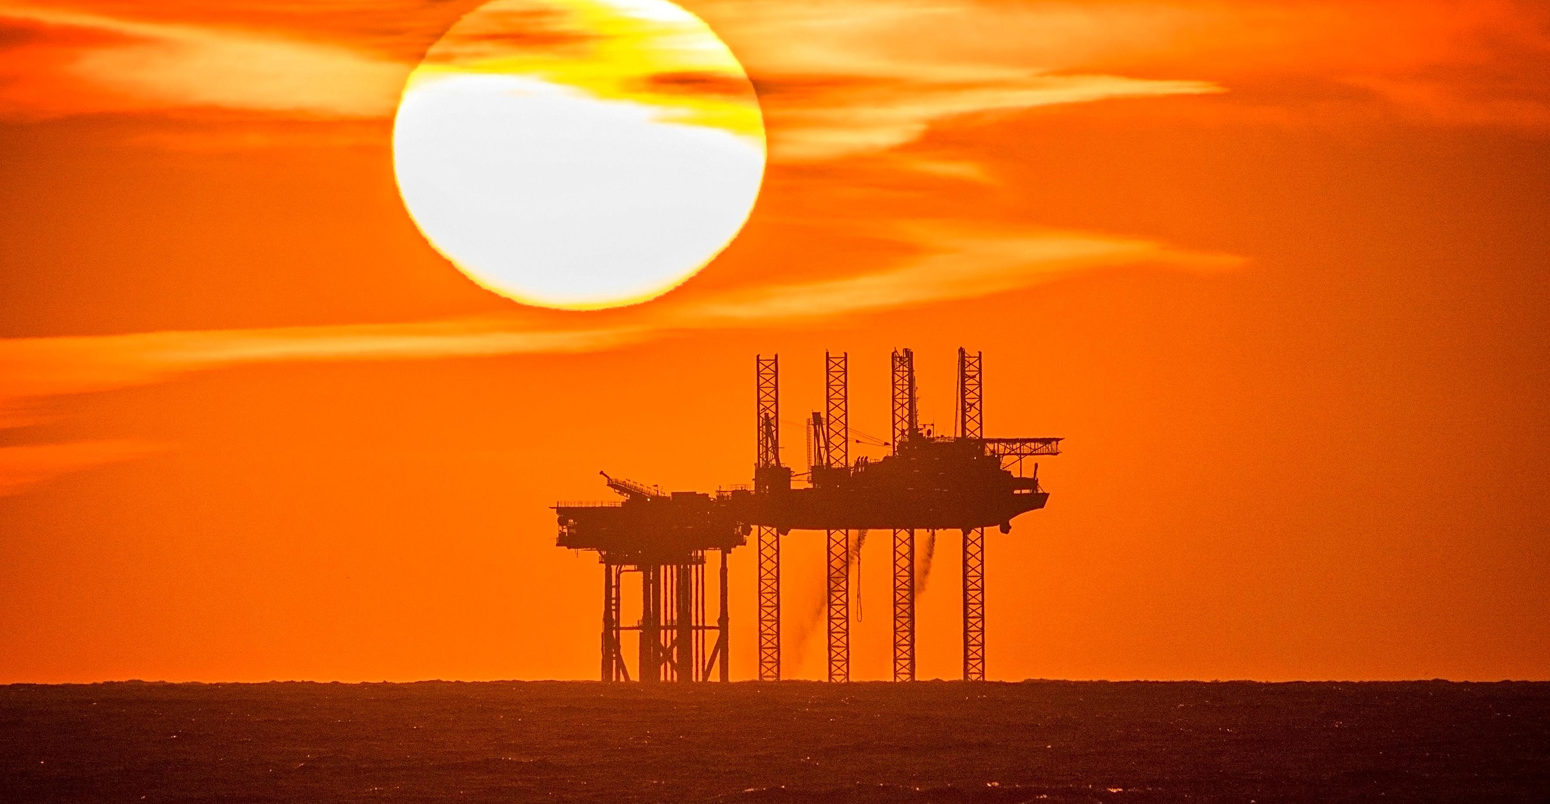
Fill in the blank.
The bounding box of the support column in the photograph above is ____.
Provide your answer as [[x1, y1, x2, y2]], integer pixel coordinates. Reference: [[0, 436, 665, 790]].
[[893, 528, 916, 682], [958, 348, 987, 682], [891, 348, 918, 683], [963, 528, 986, 681], [719, 549, 730, 683], [826, 528, 850, 682], [601, 563, 619, 682], [610, 566, 625, 681], [754, 354, 782, 683], [676, 563, 694, 683], [640, 564, 660, 683], [757, 526, 780, 680], [694, 561, 706, 682]]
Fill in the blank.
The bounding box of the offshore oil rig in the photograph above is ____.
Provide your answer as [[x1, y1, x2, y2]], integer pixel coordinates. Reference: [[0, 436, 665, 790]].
[[555, 348, 1061, 682]]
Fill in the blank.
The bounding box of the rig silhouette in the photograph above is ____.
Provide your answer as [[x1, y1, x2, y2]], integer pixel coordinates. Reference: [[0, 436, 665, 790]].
[[555, 348, 1061, 682]]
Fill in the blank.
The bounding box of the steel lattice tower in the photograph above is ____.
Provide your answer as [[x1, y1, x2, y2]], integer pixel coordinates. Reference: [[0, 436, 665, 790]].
[[890, 348, 918, 682], [754, 355, 781, 681], [824, 352, 850, 682], [958, 348, 987, 681]]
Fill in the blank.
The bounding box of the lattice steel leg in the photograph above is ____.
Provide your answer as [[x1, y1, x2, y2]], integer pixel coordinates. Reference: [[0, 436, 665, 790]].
[[826, 528, 850, 682], [757, 526, 781, 680], [893, 528, 916, 682], [963, 528, 986, 681]]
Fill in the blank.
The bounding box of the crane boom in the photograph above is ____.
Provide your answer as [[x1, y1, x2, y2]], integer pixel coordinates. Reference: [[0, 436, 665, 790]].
[[978, 437, 1062, 457], [599, 471, 667, 501]]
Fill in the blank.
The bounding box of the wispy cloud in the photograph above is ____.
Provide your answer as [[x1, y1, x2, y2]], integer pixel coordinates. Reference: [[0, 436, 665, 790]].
[[0, 5, 406, 119], [0, 318, 651, 404], [678, 221, 1240, 321], [760, 72, 1222, 161], [6, 0, 1547, 140], [0, 439, 164, 497], [0, 222, 1240, 413], [0, 1, 1223, 157], [406, 0, 764, 143], [687, 0, 1222, 159], [701, 0, 1550, 139]]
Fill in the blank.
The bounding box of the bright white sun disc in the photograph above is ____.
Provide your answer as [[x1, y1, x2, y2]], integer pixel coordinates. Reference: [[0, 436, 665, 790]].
[[392, 0, 766, 310]]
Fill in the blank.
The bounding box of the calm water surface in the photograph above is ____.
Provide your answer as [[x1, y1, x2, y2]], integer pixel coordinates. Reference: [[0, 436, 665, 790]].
[[1, 681, 1546, 801]]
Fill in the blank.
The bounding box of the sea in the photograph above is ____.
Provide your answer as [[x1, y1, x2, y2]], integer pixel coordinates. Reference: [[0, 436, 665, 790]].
[[2, 681, 1546, 801]]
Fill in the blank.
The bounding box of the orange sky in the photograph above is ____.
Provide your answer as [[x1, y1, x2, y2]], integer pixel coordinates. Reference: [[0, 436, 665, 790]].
[[1, 0, 1547, 682]]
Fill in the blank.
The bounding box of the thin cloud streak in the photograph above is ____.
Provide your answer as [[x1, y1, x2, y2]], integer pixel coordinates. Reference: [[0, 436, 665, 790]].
[[0, 439, 164, 497], [702, 0, 1550, 137], [679, 223, 1241, 322], [0, 320, 652, 403], [0, 224, 1241, 410], [763, 73, 1223, 161], [0, 1, 1224, 159], [5, 0, 1547, 142], [0, 5, 406, 119]]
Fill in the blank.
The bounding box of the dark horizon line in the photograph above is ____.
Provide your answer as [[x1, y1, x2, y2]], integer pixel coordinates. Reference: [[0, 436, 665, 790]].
[[4, 677, 1546, 686]]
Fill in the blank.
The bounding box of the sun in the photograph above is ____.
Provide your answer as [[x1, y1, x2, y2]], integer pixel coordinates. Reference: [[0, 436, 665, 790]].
[[392, 0, 766, 310]]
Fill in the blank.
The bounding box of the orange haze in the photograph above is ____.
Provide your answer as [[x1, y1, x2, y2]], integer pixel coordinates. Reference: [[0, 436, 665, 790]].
[[1, 0, 1547, 682]]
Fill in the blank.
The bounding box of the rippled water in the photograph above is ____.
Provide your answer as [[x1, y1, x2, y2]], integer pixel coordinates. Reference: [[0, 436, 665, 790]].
[[2, 681, 1546, 801]]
